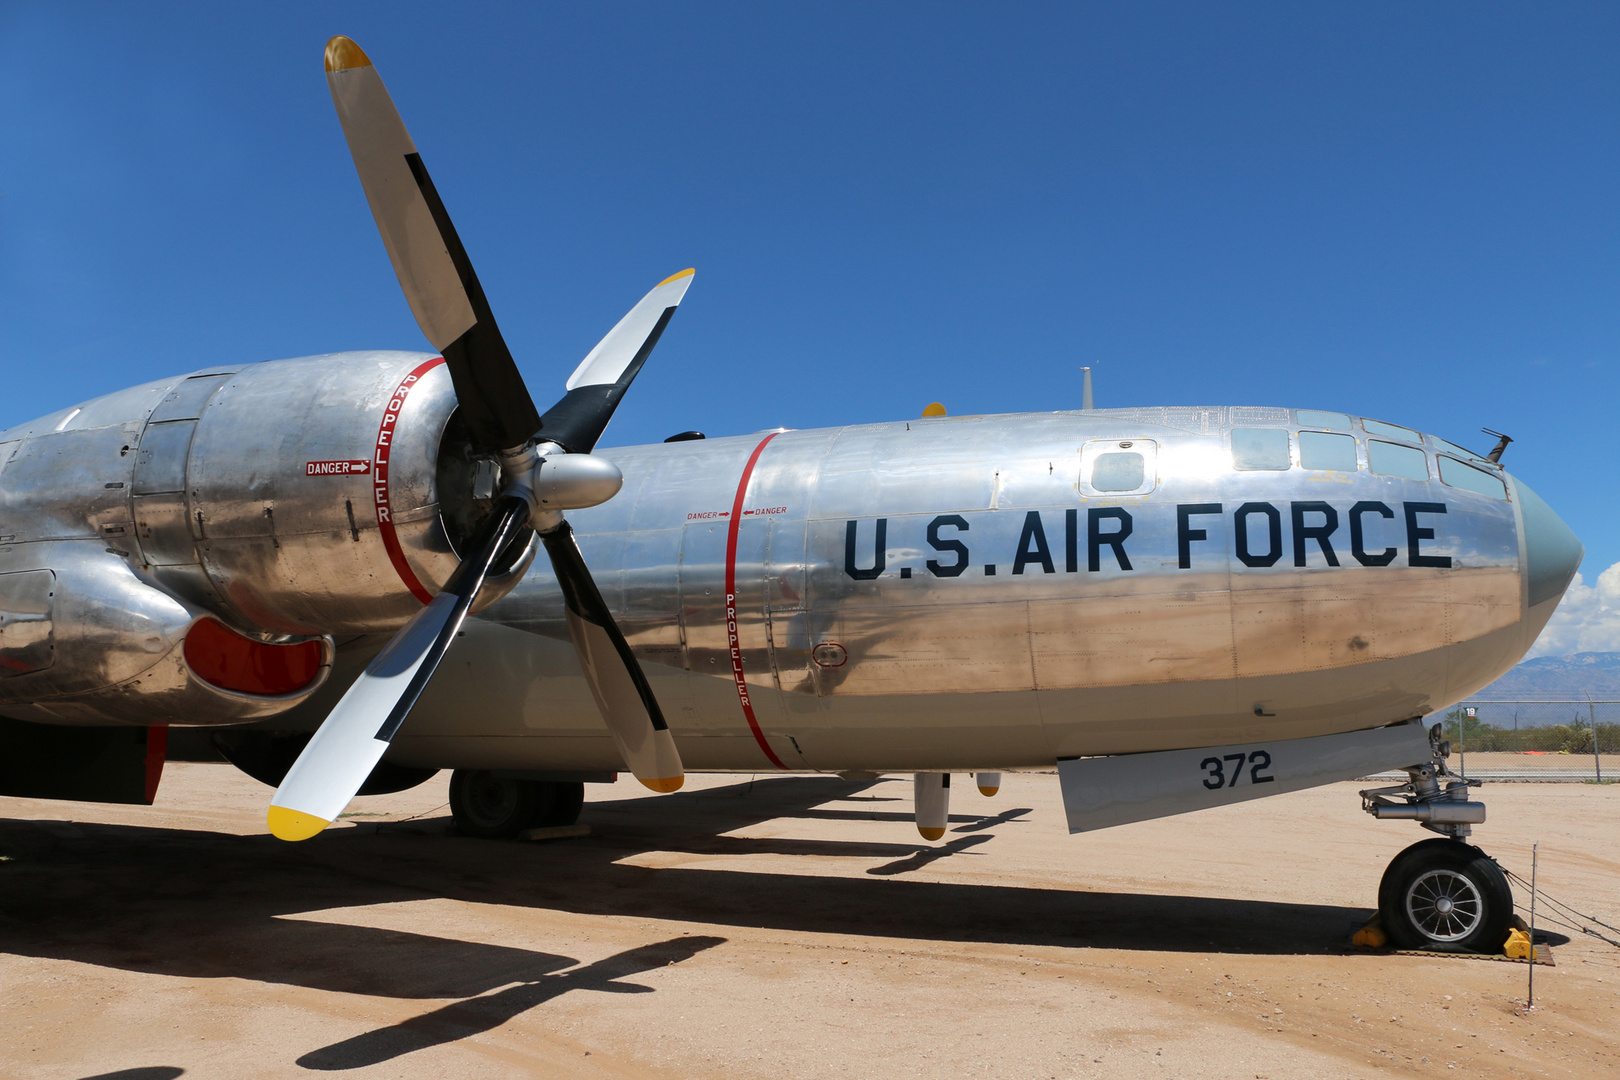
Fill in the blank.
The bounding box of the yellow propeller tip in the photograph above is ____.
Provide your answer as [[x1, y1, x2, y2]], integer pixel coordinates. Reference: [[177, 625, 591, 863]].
[[917, 826, 946, 841], [921, 402, 947, 418], [977, 786, 999, 797], [268, 805, 331, 841], [639, 775, 685, 793], [324, 36, 373, 73], [657, 268, 696, 287]]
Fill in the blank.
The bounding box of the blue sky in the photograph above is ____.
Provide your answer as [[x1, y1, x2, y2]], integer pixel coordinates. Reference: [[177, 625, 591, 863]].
[[3, 3, 1617, 645]]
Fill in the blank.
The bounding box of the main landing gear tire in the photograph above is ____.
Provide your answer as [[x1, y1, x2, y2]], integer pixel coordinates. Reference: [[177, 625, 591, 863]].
[[448, 770, 585, 839], [1378, 838, 1513, 954]]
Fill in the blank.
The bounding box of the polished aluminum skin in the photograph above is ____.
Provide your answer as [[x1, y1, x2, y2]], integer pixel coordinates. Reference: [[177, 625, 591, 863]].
[[0, 544, 336, 726], [390, 394, 1579, 773], [0, 351, 1584, 772], [171, 352, 533, 633], [0, 351, 527, 722]]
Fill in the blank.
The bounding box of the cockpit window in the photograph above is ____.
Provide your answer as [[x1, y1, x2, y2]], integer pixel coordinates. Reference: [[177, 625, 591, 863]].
[[1439, 456, 1508, 500], [1362, 418, 1419, 442], [1092, 452, 1145, 491], [1296, 409, 1351, 431], [1368, 440, 1429, 481], [1298, 431, 1357, 471], [1433, 437, 1490, 464], [1231, 428, 1290, 470]]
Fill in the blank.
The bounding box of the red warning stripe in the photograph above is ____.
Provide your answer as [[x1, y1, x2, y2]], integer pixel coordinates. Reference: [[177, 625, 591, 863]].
[[725, 431, 788, 769], [375, 357, 446, 605]]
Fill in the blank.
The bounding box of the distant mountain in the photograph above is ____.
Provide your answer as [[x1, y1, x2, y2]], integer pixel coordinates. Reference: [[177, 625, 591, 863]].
[[1471, 652, 1620, 700]]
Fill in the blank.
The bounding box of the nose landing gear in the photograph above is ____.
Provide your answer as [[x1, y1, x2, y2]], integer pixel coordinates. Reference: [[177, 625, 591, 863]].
[[1360, 725, 1513, 953], [1376, 837, 1514, 952]]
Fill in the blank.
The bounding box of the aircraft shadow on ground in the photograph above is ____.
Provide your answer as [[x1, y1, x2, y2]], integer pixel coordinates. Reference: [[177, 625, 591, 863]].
[[296, 935, 726, 1071], [1, 777, 1369, 981], [1, 775, 1384, 1069]]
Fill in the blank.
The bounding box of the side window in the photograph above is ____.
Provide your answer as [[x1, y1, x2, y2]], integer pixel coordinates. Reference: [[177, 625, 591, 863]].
[[1439, 456, 1508, 500], [1079, 439, 1157, 496], [1092, 452, 1144, 492], [1298, 431, 1357, 471], [1367, 440, 1429, 481], [1232, 428, 1290, 470]]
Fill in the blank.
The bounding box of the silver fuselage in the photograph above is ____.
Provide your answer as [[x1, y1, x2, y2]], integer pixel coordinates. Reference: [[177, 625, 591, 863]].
[[0, 352, 1581, 774]]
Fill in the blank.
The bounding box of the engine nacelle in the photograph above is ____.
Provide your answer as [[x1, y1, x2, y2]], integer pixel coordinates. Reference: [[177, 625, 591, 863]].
[[0, 549, 333, 725], [0, 350, 539, 725], [133, 351, 535, 635]]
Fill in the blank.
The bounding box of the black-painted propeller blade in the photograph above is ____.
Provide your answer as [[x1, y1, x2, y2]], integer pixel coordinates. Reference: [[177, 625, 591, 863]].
[[541, 522, 684, 790], [285, 37, 692, 839], [539, 270, 695, 453], [269, 495, 532, 839], [325, 36, 540, 453]]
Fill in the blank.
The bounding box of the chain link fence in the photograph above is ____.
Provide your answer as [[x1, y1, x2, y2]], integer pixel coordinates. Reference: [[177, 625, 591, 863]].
[[1431, 699, 1618, 781]]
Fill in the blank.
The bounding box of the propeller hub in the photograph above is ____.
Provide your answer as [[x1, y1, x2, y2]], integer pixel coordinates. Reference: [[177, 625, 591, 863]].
[[498, 443, 622, 516], [533, 452, 623, 510]]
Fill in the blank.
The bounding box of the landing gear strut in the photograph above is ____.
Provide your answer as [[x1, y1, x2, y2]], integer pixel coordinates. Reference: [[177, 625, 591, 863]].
[[1360, 724, 1512, 952], [448, 770, 585, 839]]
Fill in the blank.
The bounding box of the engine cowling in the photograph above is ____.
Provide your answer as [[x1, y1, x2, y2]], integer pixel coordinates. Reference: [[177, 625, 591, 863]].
[[138, 350, 536, 635], [0, 350, 536, 727]]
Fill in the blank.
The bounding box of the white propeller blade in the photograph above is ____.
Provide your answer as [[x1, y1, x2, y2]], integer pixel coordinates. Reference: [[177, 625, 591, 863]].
[[540, 269, 697, 454], [566, 270, 695, 391], [280, 39, 694, 840], [268, 498, 530, 840], [325, 35, 539, 453], [325, 36, 474, 353], [565, 608, 685, 791], [267, 591, 461, 840], [541, 524, 685, 791]]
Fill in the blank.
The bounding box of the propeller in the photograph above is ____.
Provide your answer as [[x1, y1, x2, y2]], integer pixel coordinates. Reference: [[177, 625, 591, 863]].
[[268, 37, 692, 841]]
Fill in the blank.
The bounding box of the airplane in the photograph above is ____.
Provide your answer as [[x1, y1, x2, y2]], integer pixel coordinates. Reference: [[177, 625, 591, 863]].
[[0, 36, 1584, 958]]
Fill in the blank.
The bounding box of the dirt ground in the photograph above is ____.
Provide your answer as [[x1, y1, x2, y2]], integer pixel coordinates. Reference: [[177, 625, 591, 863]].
[[1, 764, 1616, 1080]]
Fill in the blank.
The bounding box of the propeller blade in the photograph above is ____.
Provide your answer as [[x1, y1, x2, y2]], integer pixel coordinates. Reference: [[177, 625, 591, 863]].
[[540, 522, 684, 791], [538, 270, 696, 453], [267, 496, 532, 840], [324, 36, 540, 452]]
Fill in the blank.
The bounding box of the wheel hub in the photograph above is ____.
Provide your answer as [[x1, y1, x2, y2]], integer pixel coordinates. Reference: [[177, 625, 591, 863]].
[[1406, 868, 1483, 942], [465, 773, 520, 827]]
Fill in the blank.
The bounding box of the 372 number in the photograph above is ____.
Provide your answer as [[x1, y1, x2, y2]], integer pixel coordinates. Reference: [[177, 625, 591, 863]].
[[1200, 750, 1274, 790]]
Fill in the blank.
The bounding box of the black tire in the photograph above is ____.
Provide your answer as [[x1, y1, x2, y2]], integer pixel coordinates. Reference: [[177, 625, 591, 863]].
[[530, 781, 585, 828], [448, 770, 541, 839], [1378, 838, 1513, 953]]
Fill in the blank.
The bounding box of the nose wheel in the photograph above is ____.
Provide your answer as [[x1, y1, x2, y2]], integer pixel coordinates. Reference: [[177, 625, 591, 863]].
[[1378, 837, 1513, 952], [1361, 722, 1514, 953]]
